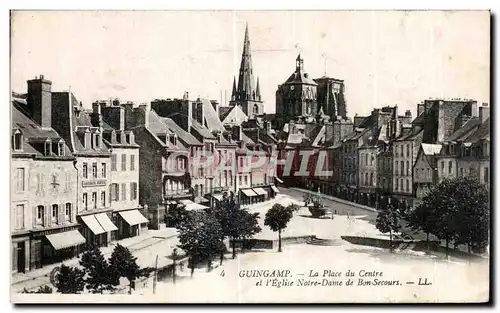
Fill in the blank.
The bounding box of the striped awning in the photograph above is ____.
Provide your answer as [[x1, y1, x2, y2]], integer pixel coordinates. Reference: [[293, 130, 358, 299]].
[[271, 185, 280, 193], [95, 213, 118, 232], [180, 200, 208, 211], [119, 210, 149, 226], [241, 189, 258, 197], [213, 194, 224, 201], [253, 188, 268, 196], [81, 215, 106, 235], [46, 230, 86, 250]]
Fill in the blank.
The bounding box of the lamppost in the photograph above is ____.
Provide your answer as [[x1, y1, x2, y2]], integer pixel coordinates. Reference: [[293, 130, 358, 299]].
[[172, 247, 178, 285], [208, 176, 214, 210]]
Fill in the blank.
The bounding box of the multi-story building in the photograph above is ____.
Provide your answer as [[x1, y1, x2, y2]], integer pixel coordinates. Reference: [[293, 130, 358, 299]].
[[313, 76, 347, 120], [91, 100, 147, 240], [124, 105, 191, 229], [12, 78, 82, 272], [413, 143, 442, 206], [52, 91, 114, 248]]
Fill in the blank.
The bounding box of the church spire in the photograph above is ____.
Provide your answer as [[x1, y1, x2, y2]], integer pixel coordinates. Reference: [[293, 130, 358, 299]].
[[231, 76, 237, 100], [256, 77, 261, 100], [237, 22, 255, 101]]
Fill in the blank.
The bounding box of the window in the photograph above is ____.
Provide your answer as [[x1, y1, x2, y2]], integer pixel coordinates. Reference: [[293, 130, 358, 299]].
[[52, 204, 58, 223], [406, 161, 410, 176], [110, 184, 119, 201], [111, 154, 117, 171], [15, 168, 25, 192], [36, 205, 44, 226], [13, 132, 22, 150], [416, 169, 419, 178], [427, 168, 431, 178], [239, 157, 243, 168], [130, 155, 135, 171], [441, 161, 445, 173], [370, 173, 374, 186], [406, 144, 410, 157], [130, 182, 137, 200], [239, 175, 242, 185], [244, 176, 248, 185], [264, 173, 267, 184], [401, 162, 404, 176], [395, 161, 398, 175], [365, 173, 368, 186], [15, 204, 24, 230], [401, 179, 404, 192], [484, 167, 489, 184], [101, 191, 106, 207], [121, 154, 127, 171], [65, 203, 72, 222], [459, 168, 464, 177], [395, 179, 399, 190], [448, 161, 453, 174], [92, 163, 98, 178], [83, 193, 88, 210], [83, 163, 88, 178], [253, 104, 259, 114], [44, 141, 51, 156], [102, 163, 107, 178], [406, 179, 410, 192], [121, 183, 126, 200], [92, 192, 97, 209]]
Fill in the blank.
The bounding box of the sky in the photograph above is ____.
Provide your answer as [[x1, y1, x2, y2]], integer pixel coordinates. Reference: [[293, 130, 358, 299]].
[[10, 10, 490, 117]]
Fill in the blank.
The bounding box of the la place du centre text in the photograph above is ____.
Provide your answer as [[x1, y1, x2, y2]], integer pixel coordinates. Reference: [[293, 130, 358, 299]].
[[239, 270, 402, 288]]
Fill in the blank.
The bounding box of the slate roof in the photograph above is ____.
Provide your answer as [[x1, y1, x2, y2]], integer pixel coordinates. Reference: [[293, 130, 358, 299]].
[[147, 110, 172, 135], [219, 106, 232, 121], [444, 117, 481, 142], [162, 117, 202, 146], [191, 119, 216, 140], [283, 62, 318, 86], [11, 100, 73, 158], [465, 117, 490, 142], [198, 98, 224, 131]]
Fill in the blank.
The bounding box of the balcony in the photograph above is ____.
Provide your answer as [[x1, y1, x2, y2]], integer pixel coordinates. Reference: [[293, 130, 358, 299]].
[[82, 179, 107, 188]]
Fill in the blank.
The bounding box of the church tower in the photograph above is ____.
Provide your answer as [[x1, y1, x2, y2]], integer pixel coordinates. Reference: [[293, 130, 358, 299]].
[[229, 23, 263, 119]]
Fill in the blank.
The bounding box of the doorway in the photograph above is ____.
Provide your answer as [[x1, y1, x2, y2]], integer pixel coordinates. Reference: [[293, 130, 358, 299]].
[[17, 242, 25, 273]]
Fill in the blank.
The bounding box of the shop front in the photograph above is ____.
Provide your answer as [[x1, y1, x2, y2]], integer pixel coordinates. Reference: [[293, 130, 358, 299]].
[[11, 234, 29, 273], [117, 209, 149, 238], [239, 188, 258, 205], [79, 212, 117, 248], [29, 226, 85, 270], [252, 187, 268, 203], [270, 185, 280, 198]]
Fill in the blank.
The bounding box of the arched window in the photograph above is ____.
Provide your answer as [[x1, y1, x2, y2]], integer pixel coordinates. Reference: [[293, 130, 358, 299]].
[[365, 173, 368, 186], [406, 179, 410, 192], [406, 161, 410, 175], [253, 104, 259, 115], [370, 173, 374, 186]]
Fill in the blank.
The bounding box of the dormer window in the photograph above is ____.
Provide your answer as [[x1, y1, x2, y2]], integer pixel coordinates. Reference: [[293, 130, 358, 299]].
[[172, 135, 177, 146], [58, 142, 64, 156], [12, 130, 23, 151], [44, 140, 52, 156], [125, 133, 130, 144]]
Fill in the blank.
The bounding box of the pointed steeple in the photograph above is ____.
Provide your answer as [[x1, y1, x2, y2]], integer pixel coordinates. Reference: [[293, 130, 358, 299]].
[[231, 76, 237, 100], [256, 77, 261, 100], [237, 22, 255, 102]]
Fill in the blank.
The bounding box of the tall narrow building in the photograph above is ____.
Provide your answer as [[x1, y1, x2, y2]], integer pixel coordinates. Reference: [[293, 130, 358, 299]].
[[229, 23, 263, 119]]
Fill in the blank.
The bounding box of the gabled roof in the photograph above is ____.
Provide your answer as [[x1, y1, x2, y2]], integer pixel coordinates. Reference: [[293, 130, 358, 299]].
[[221, 105, 248, 125], [445, 117, 481, 142], [465, 117, 490, 142], [191, 119, 215, 140], [198, 98, 225, 131], [283, 68, 318, 86], [147, 110, 172, 135], [162, 117, 202, 146]]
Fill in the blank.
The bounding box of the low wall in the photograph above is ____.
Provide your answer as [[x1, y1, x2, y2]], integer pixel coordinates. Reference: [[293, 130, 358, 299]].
[[341, 235, 440, 251], [230, 235, 316, 250]]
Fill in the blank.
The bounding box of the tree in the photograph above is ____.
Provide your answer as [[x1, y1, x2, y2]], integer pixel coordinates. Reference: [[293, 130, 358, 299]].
[[212, 194, 261, 261], [55, 264, 85, 294], [407, 198, 439, 244], [264, 204, 293, 252], [287, 203, 301, 213], [309, 201, 327, 218], [109, 244, 142, 294], [420, 177, 490, 256], [165, 202, 189, 228], [80, 246, 119, 294], [177, 211, 224, 277], [376, 204, 401, 252]]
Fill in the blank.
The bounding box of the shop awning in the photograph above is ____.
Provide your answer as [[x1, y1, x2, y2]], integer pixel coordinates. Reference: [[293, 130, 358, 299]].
[[46, 230, 86, 251], [119, 210, 149, 226], [275, 177, 284, 184], [95, 213, 118, 232], [213, 194, 224, 201], [271, 185, 280, 193], [81, 215, 106, 235], [241, 189, 258, 197], [180, 199, 209, 211], [253, 188, 268, 196]]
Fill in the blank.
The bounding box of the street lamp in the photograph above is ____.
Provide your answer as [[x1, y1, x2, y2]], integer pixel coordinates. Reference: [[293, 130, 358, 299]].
[[172, 247, 178, 285]]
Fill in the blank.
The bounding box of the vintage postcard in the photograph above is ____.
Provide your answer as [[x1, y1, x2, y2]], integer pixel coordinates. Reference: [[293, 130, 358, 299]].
[[10, 10, 490, 303]]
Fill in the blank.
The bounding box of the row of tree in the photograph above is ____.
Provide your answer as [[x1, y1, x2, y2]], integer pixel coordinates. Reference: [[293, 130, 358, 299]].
[[376, 177, 490, 255], [55, 244, 154, 294]]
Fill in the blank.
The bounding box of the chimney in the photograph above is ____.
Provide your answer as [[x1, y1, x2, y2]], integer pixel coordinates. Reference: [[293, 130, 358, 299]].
[[417, 102, 425, 116], [264, 121, 272, 134], [27, 75, 52, 128], [232, 125, 242, 141], [138, 105, 150, 127], [91, 102, 103, 129], [405, 110, 412, 118], [479, 103, 490, 123]]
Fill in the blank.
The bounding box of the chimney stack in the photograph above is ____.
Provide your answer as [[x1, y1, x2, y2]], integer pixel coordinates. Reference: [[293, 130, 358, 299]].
[[27, 75, 52, 128], [479, 103, 490, 123]]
